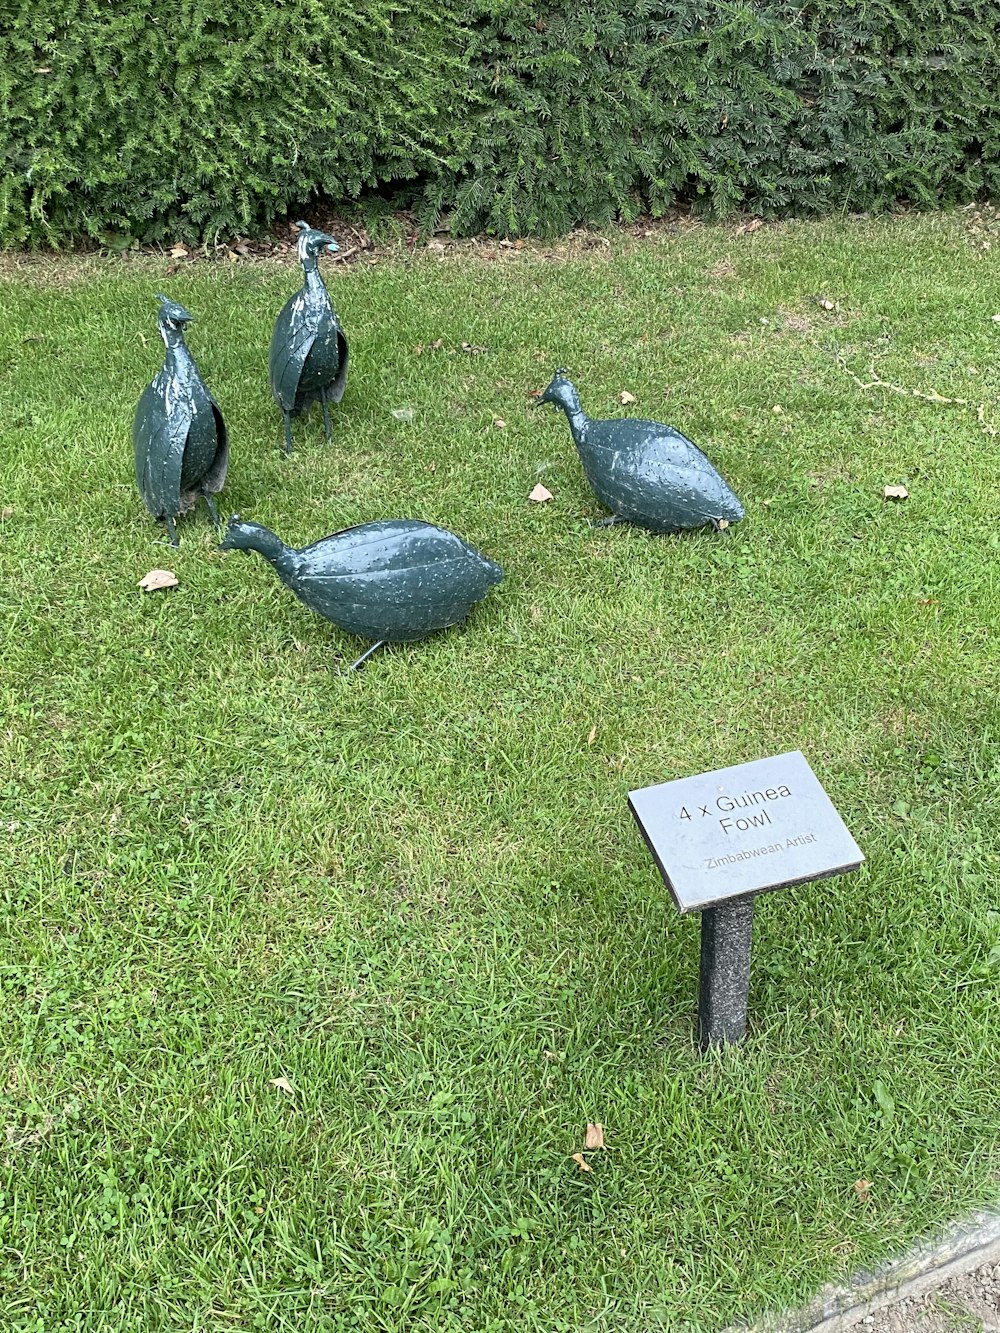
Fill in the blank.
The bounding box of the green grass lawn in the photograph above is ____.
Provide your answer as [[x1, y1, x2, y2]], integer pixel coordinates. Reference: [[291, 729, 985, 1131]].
[[2, 212, 1000, 1332]]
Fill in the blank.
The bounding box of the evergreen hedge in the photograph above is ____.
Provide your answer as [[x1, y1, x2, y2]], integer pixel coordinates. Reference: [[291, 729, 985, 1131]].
[[3, 0, 998, 246]]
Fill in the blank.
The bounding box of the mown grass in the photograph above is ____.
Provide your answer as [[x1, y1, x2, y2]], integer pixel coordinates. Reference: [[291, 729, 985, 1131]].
[[1, 212, 999, 1332]]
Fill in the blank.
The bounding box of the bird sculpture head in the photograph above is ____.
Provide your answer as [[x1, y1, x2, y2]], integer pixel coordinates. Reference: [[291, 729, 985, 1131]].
[[155, 294, 195, 331], [295, 221, 339, 266], [219, 513, 259, 553], [535, 368, 580, 413], [219, 515, 295, 573]]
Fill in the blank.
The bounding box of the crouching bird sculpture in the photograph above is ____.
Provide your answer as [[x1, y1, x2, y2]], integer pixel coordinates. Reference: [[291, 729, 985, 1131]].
[[220, 515, 504, 670], [535, 369, 744, 534], [268, 221, 349, 454], [133, 295, 228, 545]]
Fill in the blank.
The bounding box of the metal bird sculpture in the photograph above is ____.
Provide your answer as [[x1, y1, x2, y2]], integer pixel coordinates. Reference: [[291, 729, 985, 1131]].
[[132, 295, 228, 545], [535, 369, 744, 534], [268, 221, 349, 454], [220, 515, 503, 670]]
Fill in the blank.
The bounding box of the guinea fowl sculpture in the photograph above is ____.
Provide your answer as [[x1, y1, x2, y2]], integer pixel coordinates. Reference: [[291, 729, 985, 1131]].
[[220, 515, 503, 670], [535, 369, 744, 534], [268, 221, 349, 454], [133, 295, 228, 546]]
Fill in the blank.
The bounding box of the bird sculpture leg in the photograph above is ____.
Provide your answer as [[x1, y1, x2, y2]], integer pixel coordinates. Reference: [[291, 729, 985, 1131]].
[[202, 493, 220, 531], [348, 640, 388, 672], [591, 514, 624, 529], [165, 515, 179, 547], [283, 411, 294, 456], [320, 388, 332, 442]]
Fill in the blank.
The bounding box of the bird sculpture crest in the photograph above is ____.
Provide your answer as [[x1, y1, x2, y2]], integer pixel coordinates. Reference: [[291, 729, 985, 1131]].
[[267, 221, 349, 454], [132, 295, 228, 545], [535, 369, 744, 534], [220, 515, 504, 670]]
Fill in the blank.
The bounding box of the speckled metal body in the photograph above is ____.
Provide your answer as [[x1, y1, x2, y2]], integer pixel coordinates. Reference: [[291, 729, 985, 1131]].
[[537, 370, 744, 533], [220, 516, 503, 669], [268, 222, 349, 453], [132, 296, 228, 545]]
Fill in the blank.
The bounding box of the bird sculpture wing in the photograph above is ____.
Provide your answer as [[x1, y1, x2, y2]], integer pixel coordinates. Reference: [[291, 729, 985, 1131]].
[[326, 329, 349, 404], [268, 291, 321, 413], [590, 423, 742, 530], [132, 371, 190, 519], [198, 396, 229, 496], [293, 521, 501, 642]]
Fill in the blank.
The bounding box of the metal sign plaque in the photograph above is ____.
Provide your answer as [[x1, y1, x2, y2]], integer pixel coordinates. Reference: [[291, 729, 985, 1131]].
[[628, 750, 864, 914]]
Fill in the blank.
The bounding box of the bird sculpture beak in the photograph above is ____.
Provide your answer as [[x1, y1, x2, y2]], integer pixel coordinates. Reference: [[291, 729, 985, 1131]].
[[218, 514, 238, 550]]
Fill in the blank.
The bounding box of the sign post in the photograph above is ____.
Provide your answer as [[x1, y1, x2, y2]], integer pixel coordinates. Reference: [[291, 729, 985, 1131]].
[[628, 751, 864, 1050]]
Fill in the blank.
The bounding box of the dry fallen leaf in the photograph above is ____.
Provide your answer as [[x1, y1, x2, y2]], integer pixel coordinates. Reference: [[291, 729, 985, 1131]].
[[853, 1179, 871, 1202], [619, 390, 637, 405], [586, 726, 598, 746], [819, 298, 837, 311], [0, 507, 13, 521], [585, 1122, 605, 1149], [138, 569, 179, 592], [529, 483, 553, 503], [992, 314, 1000, 324], [269, 1076, 296, 1096], [571, 1153, 593, 1173], [169, 243, 188, 259], [716, 518, 730, 531], [883, 484, 909, 501], [772, 404, 783, 414], [391, 407, 416, 422], [493, 418, 507, 429]]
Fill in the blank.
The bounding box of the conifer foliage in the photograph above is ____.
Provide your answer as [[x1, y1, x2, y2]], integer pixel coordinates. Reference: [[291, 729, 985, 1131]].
[[3, 0, 998, 245]]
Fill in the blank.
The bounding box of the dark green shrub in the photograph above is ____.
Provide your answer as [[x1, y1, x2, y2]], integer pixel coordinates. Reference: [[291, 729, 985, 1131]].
[[438, 0, 1000, 235], [2, 0, 998, 245], [0, 0, 474, 246]]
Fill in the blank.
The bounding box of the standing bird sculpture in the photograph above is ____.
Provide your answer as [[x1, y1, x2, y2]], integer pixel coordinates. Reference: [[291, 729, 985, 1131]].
[[268, 221, 349, 454], [220, 516, 503, 670], [133, 295, 228, 545], [535, 369, 744, 534]]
